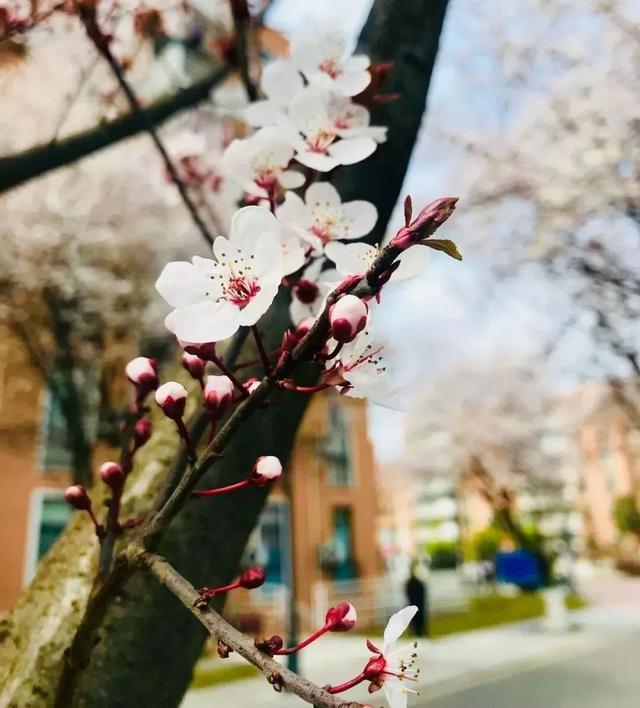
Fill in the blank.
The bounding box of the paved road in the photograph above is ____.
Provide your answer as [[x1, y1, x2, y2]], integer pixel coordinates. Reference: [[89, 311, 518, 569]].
[[420, 630, 640, 708]]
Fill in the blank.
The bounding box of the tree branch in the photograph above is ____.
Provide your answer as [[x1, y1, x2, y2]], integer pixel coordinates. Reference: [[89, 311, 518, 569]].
[[139, 551, 361, 708], [0, 65, 229, 194]]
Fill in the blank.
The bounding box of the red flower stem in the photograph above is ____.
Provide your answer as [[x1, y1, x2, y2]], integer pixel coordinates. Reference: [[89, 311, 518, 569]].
[[323, 341, 343, 361], [251, 325, 272, 375], [175, 418, 197, 464], [207, 419, 217, 445], [211, 354, 249, 397], [192, 479, 252, 497], [205, 580, 241, 596], [234, 349, 279, 370], [281, 382, 332, 394], [325, 673, 367, 694], [86, 507, 104, 537], [275, 625, 329, 655]]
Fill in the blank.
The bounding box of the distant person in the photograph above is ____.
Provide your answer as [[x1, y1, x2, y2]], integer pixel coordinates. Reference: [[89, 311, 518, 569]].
[[405, 561, 428, 636]]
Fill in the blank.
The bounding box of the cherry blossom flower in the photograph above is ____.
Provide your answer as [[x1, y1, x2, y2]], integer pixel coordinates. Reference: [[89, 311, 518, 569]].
[[288, 259, 336, 326], [223, 127, 304, 198], [285, 88, 378, 171], [327, 323, 406, 410], [364, 606, 420, 708], [325, 241, 429, 283], [156, 207, 285, 343], [277, 182, 378, 253], [291, 31, 371, 97], [328, 93, 388, 143]]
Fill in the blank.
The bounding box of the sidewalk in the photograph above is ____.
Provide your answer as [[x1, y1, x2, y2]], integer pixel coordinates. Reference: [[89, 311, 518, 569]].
[[182, 604, 640, 707]]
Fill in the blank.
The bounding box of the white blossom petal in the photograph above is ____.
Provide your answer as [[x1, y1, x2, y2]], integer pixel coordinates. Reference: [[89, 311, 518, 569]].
[[280, 170, 306, 188], [155, 261, 210, 308], [261, 59, 304, 106], [165, 300, 240, 343], [305, 182, 341, 209], [338, 200, 378, 238], [383, 606, 418, 654], [328, 136, 376, 165], [325, 242, 376, 276]]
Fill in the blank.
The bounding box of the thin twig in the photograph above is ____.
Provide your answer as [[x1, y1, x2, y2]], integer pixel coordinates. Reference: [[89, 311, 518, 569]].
[[76, 4, 217, 247], [140, 551, 362, 708]]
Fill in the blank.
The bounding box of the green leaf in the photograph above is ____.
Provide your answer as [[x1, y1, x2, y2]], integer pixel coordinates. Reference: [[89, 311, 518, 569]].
[[421, 239, 463, 261]]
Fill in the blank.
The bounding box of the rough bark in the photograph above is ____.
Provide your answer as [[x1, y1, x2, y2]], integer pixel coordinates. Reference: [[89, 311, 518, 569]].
[[0, 1, 450, 705]]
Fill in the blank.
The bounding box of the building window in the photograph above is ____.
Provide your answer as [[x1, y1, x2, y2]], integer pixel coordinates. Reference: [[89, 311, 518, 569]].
[[243, 501, 291, 588], [332, 506, 356, 580], [323, 401, 353, 486], [23, 490, 72, 583], [38, 370, 99, 473]]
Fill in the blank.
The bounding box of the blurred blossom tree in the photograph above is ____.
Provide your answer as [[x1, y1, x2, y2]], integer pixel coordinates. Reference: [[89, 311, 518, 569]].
[[0, 1, 452, 706], [405, 357, 579, 561], [436, 0, 640, 396]]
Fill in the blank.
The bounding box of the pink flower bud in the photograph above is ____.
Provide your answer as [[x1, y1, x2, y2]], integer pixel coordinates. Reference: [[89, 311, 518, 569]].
[[391, 196, 458, 250], [181, 352, 206, 380], [154, 381, 188, 419], [295, 317, 315, 340], [293, 279, 320, 305], [329, 295, 368, 344], [255, 635, 284, 655], [125, 357, 158, 394], [65, 484, 92, 511], [203, 375, 235, 416], [251, 456, 282, 486], [134, 418, 152, 448], [325, 602, 357, 632], [181, 341, 217, 361], [239, 566, 266, 589], [99, 461, 124, 490], [244, 377, 261, 395]]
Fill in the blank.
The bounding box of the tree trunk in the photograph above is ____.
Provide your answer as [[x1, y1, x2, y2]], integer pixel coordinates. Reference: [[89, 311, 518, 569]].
[[0, 1, 450, 705]]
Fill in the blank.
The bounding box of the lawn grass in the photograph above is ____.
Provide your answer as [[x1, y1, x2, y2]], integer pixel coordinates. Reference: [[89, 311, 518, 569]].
[[430, 592, 587, 638], [190, 662, 259, 690]]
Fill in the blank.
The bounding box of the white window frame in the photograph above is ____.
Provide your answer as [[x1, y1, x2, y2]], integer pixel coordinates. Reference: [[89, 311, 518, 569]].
[[22, 487, 66, 585]]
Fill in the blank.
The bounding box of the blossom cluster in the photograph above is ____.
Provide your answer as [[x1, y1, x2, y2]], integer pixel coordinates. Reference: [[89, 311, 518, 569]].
[[61, 20, 459, 708], [155, 29, 458, 410]]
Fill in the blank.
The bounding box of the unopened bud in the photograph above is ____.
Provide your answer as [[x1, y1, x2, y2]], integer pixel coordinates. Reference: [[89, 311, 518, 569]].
[[325, 602, 357, 632], [203, 375, 235, 416], [134, 417, 152, 448], [244, 377, 261, 394], [99, 461, 124, 490], [295, 317, 315, 341], [329, 295, 368, 344], [391, 196, 458, 250], [239, 566, 266, 589], [181, 352, 206, 380], [155, 381, 188, 419], [125, 357, 158, 394], [293, 279, 319, 305], [182, 341, 217, 361], [65, 484, 92, 511], [255, 634, 284, 655], [250, 456, 282, 486]]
